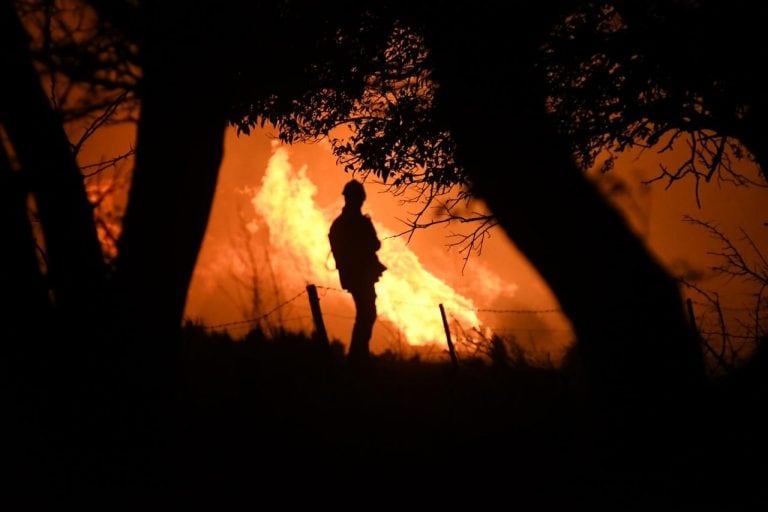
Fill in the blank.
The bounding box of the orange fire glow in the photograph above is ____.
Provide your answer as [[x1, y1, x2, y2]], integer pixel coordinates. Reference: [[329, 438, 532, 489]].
[[253, 144, 490, 346]]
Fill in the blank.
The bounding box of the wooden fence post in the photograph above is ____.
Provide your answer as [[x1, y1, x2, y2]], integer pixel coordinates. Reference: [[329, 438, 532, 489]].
[[306, 284, 329, 347], [439, 303, 459, 370]]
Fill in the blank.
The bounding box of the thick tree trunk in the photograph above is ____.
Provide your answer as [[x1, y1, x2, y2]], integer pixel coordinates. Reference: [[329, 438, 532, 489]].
[[107, 10, 230, 481], [427, 5, 704, 400], [0, 142, 51, 338], [1, 3, 113, 489], [113, 20, 229, 357], [0, 141, 60, 493], [0, 1, 106, 324]]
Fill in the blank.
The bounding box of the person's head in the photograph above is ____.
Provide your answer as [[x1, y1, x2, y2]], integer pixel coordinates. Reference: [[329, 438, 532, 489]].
[[342, 179, 366, 208]]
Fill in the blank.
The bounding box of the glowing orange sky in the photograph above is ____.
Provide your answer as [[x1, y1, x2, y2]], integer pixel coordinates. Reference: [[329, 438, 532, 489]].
[[188, 127, 768, 362], [185, 130, 572, 361], [74, 121, 768, 363]]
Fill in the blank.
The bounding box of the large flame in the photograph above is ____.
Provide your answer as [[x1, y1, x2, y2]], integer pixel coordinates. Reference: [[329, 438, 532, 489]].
[[253, 146, 484, 346]]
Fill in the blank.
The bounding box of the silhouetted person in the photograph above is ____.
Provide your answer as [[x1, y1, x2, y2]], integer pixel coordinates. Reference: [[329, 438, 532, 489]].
[[329, 180, 386, 366]]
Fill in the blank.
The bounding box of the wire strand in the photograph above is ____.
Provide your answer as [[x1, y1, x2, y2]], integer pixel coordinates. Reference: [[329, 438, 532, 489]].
[[203, 290, 307, 331]]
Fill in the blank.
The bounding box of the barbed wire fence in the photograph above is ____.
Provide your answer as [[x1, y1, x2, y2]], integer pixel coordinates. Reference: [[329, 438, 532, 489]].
[[203, 290, 309, 331], [200, 282, 571, 364], [197, 282, 762, 371]]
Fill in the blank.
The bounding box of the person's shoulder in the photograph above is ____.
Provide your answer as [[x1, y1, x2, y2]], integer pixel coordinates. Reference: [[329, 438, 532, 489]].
[[330, 212, 345, 225], [363, 215, 378, 230], [329, 212, 350, 234]]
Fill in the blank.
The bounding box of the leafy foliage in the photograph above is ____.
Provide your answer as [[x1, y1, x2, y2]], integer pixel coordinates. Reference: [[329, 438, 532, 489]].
[[543, 1, 768, 194], [228, 10, 485, 254], [231, 21, 465, 193]]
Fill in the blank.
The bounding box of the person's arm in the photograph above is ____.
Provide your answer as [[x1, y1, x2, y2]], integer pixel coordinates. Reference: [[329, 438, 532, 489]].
[[365, 217, 381, 251]]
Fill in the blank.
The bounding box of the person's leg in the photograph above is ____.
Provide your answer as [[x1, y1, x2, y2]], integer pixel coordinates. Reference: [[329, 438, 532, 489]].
[[348, 285, 377, 363]]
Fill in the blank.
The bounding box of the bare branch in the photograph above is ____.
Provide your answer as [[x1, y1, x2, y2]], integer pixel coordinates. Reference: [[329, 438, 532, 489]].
[[71, 90, 129, 155], [681, 218, 768, 373], [81, 146, 134, 178]]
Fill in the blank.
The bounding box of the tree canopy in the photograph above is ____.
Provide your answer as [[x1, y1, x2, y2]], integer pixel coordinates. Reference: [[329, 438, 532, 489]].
[[543, 1, 768, 198]]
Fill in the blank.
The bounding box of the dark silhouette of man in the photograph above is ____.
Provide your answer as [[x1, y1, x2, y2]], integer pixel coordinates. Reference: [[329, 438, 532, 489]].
[[329, 179, 386, 365]]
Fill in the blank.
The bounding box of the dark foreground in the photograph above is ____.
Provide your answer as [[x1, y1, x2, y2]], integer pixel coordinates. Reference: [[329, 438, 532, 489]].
[[8, 325, 767, 505]]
